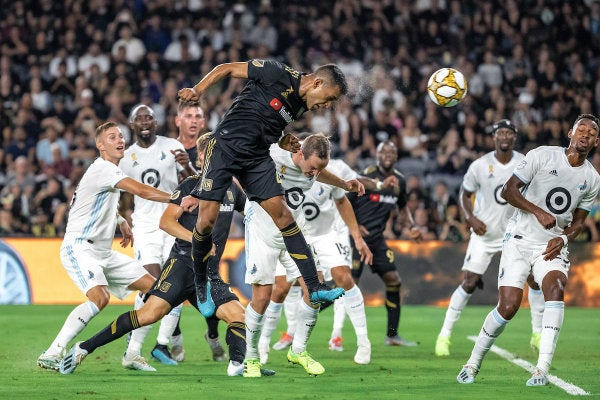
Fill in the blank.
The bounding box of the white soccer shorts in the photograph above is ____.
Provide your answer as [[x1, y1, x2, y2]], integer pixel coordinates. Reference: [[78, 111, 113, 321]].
[[461, 233, 503, 275], [132, 227, 175, 267], [309, 229, 352, 282]]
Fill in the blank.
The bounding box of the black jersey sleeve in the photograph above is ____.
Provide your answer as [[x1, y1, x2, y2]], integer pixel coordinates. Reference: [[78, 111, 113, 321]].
[[169, 175, 201, 206]]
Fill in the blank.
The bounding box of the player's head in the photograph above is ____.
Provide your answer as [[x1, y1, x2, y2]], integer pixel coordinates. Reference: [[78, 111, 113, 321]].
[[95, 121, 125, 163], [569, 114, 600, 154], [298, 133, 330, 177], [129, 104, 157, 145], [376, 141, 398, 170], [491, 119, 517, 153], [195, 131, 213, 170], [304, 64, 347, 111], [176, 100, 205, 138]]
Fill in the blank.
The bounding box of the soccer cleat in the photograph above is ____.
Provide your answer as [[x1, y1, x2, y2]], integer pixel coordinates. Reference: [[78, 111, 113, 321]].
[[384, 335, 418, 347], [197, 281, 215, 318], [287, 348, 325, 376], [151, 344, 178, 365], [258, 340, 270, 365], [526, 368, 549, 386], [37, 348, 65, 371], [58, 342, 88, 374], [435, 335, 451, 356], [122, 352, 157, 372], [229, 360, 276, 377], [530, 332, 541, 352], [170, 334, 185, 362], [204, 332, 227, 361], [272, 332, 294, 351], [354, 342, 371, 365], [243, 358, 262, 378], [309, 282, 345, 306], [328, 336, 344, 351], [457, 364, 479, 384]]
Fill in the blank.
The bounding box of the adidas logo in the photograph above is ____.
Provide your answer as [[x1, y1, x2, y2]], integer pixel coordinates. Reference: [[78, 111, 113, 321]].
[[549, 169, 558, 176]]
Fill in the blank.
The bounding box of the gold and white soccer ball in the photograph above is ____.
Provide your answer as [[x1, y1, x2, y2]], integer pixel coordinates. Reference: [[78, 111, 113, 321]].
[[427, 67, 468, 107]]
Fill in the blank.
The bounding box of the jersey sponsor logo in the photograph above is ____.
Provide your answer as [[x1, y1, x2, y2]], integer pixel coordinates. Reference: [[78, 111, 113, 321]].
[[270, 98, 282, 110], [302, 201, 320, 221], [546, 187, 571, 214], [141, 168, 161, 188], [494, 184, 508, 205], [252, 59, 264, 67], [368, 193, 397, 204], [549, 169, 558, 176], [170, 190, 181, 200], [285, 187, 305, 210]]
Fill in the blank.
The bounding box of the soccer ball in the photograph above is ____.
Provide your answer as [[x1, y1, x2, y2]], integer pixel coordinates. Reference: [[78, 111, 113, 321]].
[[427, 68, 468, 107]]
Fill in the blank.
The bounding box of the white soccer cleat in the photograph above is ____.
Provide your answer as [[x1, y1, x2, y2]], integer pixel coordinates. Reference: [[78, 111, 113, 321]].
[[258, 341, 270, 365], [354, 342, 371, 365], [170, 334, 185, 362], [59, 342, 88, 374], [205, 332, 227, 362], [37, 347, 65, 371], [457, 364, 479, 384], [227, 360, 244, 376], [384, 335, 418, 347], [526, 368, 549, 386], [272, 332, 293, 351], [122, 352, 157, 372], [328, 336, 344, 352]]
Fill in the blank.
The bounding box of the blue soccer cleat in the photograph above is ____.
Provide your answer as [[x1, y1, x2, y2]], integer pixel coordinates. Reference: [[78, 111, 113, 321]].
[[197, 280, 215, 317], [309, 283, 345, 306], [151, 344, 178, 365]]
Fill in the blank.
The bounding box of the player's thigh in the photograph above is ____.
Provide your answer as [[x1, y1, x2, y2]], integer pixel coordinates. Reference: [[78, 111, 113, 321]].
[[368, 239, 398, 277], [532, 246, 570, 290], [245, 232, 286, 285], [497, 238, 531, 289], [237, 156, 284, 202], [198, 139, 237, 202], [461, 234, 501, 275], [147, 256, 196, 308], [104, 251, 151, 300], [311, 231, 352, 281], [60, 241, 110, 295]]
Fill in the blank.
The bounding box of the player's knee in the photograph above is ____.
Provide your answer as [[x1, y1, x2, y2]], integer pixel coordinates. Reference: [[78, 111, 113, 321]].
[[496, 302, 519, 320], [137, 307, 165, 325]]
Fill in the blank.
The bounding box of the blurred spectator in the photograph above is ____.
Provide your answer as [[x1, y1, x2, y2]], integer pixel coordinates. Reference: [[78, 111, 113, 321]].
[[4, 125, 36, 168], [78, 42, 111, 78], [36, 119, 69, 170], [164, 34, 201, 64], [111, 24, 146, 65]]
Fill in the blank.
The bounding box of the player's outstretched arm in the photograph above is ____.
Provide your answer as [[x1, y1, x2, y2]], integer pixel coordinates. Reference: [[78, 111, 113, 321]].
[[318, 168, 365, 195], [334, 196, 373, 265], [501, 175, 556, 229], [160, 203, 192, 243], [116, 177, 171, 203], [178, 62, 249, 101], [460, 187, 486, 235]]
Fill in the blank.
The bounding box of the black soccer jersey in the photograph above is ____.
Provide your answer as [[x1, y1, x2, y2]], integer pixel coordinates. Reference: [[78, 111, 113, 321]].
[[168, 174, 246, 274], [215, 59, 307, 158], [347, 165, 407, 242]]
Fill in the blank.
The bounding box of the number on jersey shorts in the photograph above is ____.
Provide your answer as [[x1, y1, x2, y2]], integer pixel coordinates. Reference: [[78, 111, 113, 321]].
[[309, 230, 352, 281]]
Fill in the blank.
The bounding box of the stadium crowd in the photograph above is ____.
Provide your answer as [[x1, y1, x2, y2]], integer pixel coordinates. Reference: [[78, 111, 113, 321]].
[[2, 0, 600, 241]]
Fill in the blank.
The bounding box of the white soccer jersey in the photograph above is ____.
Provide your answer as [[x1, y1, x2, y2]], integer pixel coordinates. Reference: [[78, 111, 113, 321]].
[[303, 159, 358, 237], [508, 146, 600, 243], [462, 150, 524, 241], [64, 157, 127, 247], [119, 136, 185, 231]]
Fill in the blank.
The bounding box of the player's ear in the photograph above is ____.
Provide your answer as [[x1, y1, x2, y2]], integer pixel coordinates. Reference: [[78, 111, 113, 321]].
[[313, 77, 323, 89]]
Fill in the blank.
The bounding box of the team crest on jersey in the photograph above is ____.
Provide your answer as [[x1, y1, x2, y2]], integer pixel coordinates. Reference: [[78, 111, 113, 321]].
[[202, 178, 213, 191], [516, 160, 527, 169], [488, 164, 494, 178], [227, 190, 234, 202], [280, 165, 286, 175], [159, 282, 171, 293], [160, 151, 166, 160], [579, 180, 588, 191], [170, 190, 181, 200], [252, 59, 264, 67]]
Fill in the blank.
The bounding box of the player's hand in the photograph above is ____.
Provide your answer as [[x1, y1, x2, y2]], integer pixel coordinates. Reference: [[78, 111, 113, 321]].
[[354, 237, 373, 265], [181, 195, 200, 212], [278, 133, 301, 153], [178, 87, 199, 101], [345, 179, 365, 195], [408, 226, 423, 243], [542, 236, 565, 261], [171, 149, 190, 167], [359, 225, 369, 236], [210, 243, 217, 256], [119, 220, 133, 248], [382, 175, 399, 188], [535, 210, 556, 230], [467, 217, 486, 236]]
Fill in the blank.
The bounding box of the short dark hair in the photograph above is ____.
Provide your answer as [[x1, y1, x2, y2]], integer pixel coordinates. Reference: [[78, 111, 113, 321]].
[[95, 121, 118, 138], [574, 114, 600, 128], [177, 99, 202, 115], [301, 133, 330, 160], [315, 64, 348, 95]]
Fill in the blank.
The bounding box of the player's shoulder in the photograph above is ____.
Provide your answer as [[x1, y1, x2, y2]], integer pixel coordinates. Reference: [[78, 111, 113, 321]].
[[363, 165, 378, 175], [156, 135, 184, 148]]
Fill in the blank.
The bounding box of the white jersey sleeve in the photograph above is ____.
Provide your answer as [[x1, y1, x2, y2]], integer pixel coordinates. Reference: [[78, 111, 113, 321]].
[[463, 151, 524, 241], [509, 146, 600, 243], [119, 136, 185, 231], [64, 158, 126, 245]]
